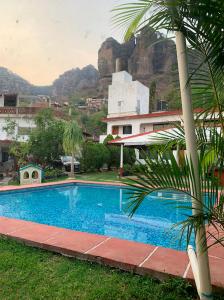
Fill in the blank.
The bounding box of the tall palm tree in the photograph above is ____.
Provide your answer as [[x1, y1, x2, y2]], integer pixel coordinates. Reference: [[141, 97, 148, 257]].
[[63, 121, 83, 178], [112, 1, 224, 299]]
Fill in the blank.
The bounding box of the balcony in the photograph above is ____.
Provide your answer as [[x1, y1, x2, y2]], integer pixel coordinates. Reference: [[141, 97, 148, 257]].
[[0, 107, 66, 118]]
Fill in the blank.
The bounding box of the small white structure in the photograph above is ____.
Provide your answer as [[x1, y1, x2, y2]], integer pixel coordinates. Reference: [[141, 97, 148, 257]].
[[19, 164, 42, 185], [108, 71, 149, 118]]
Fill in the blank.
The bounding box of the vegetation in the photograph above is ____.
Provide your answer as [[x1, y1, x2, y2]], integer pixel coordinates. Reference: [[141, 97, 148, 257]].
[[81, 142, 110, 172], [103, 135, 136, 170], [149, 81, 157, 112], [0, 237, 201, 300], [63, 121, 83, 178], [29, 109, 65, 166], [113, 0, 224, 298]]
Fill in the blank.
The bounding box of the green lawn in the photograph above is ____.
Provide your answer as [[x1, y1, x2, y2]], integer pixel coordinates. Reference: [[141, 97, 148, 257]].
[[7, 171, 130, 186], [75, 171, 123, 182], [0, 237, 199, 300]]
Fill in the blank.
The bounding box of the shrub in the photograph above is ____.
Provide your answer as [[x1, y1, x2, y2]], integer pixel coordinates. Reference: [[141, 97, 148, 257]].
[[81, 142, 110, 172], [103, 135, 136, 169], [44, 168, 67, 179]]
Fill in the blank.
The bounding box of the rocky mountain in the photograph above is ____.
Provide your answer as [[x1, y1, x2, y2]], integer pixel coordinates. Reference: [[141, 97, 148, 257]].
[[52, 65, 99, 100], [0, 67, 52, 95], [0, 65, 99, 100], [0, 29, 198, 105], [98, 28, 178, 99]]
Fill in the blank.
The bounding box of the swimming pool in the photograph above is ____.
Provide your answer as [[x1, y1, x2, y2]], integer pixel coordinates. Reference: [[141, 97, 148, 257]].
[[0, 183, 194, 251]]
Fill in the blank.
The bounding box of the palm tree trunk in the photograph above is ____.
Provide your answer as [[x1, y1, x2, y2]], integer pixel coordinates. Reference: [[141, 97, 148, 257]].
[[71, 152, 75, 178], [175, 31, 212, 299]]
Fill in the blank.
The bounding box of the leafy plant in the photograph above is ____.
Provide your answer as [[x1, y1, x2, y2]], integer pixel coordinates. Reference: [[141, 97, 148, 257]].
[[63, 120, 83, 178]]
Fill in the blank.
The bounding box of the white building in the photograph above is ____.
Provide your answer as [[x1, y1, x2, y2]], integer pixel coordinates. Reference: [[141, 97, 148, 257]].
[[99, 69, 184, 143], [0, 93, 63, 170]]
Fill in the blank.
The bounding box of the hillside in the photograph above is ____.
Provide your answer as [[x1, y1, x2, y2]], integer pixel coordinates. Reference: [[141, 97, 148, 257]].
[[52, 65, 99, 100], [0, 67, 52, 95]]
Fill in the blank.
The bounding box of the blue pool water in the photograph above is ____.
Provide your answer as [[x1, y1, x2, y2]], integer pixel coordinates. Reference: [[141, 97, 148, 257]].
[[0, 183, 194, 251]]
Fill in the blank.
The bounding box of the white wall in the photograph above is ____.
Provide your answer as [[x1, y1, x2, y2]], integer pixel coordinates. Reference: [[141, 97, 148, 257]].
[[108, 71, 149, 117], [0, 115, 35, 142], [106, 114, 182, 136]]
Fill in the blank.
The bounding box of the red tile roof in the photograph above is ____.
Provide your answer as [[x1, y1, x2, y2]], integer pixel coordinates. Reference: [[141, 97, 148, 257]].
[[108, 127, 175, 144], [103, 108, 203, 122]]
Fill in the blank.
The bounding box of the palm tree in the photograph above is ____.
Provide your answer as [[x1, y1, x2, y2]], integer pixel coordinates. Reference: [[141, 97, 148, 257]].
[[112, 1, 224, 298], [63, 121, 83, 178]]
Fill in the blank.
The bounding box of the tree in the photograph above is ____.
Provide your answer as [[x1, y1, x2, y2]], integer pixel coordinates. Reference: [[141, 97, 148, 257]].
[[81, 142, 110, 172], [29, 109, 65, 166], [112, 1, 224, 298], [149, 81, 156, 112], [63, 121, 83, 178]]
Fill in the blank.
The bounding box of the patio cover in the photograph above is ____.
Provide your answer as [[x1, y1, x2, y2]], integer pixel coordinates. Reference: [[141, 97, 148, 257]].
[[108, 128, 178, 147]]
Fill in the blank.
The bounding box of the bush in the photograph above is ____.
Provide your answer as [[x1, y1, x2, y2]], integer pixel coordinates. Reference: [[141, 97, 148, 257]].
[[81, 142, 110, 172], [103, 135, 136, 169], [44, 168, 67, 179]]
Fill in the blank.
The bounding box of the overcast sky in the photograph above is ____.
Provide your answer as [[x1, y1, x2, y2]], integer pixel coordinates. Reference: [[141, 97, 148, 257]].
[[0, 0, 126, 85]]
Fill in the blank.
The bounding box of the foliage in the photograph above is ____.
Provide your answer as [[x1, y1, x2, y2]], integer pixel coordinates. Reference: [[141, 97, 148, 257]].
[[149, 80, 157, 112], [165, 88, 181, 110], [112, 0, 224, 254], [44, 168, 66, 179], [69, 93, 85, 106], [3, 117, 17, 138], [9, 141, 30, 167], [83, 110, 107, 136], [63, 121, 83, 156], [81, 142, 110, 172], [29, 109, 65, 166], [103, 135, 136, 169]]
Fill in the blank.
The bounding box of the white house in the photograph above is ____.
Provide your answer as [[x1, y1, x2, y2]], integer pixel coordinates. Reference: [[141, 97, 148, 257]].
[[0, 93, 63, 171], [99, 69, 185, 143], [99, 68, 210, 176]]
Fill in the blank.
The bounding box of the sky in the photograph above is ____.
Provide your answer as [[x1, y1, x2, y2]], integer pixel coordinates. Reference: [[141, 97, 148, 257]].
[[0, 0, 125, 85]]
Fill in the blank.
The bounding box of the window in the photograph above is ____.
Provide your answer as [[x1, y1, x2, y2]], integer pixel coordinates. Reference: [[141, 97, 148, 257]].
[[23, 171, 29, 179], [4, 94, 17, 107], [112, 126, 119, 135], [123, 125, 132, 134], [32, 171, 39, 179], [153, 122, 180, 131]]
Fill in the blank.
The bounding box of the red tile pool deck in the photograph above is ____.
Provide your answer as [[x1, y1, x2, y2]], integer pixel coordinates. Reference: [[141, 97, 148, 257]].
[[0, 180, 223, 291]]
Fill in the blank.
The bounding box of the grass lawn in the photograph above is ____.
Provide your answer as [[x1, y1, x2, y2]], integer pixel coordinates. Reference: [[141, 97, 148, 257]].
[[7, 171, 131, 186], [0, 237, 200, 300], [75, 171, 123, 183]]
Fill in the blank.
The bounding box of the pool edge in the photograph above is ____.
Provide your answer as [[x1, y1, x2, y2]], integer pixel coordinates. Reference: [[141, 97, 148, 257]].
[[0, 216, 223, 291]]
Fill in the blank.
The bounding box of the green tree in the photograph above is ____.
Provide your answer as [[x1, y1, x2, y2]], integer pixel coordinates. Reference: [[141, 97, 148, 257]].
[[81, 142, 110, 172], [9, 141, 30, 167], [149, 81, 156, 112], [63, 121, 83, 178], [29, 109, 65, 166]]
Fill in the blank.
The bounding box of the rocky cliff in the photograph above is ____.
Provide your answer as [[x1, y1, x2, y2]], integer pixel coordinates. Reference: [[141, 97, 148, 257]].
[[98, 29, 178, 99]]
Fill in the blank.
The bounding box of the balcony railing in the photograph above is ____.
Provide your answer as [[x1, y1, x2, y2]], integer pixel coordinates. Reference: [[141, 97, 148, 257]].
[[0, 106, 65, 118]]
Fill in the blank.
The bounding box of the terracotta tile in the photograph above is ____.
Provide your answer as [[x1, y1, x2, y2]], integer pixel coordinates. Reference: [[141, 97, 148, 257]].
[[8, 221, 63, 243], [44, 229, 107, 255], [187, 256, 224, 288], [87, 238, 155, 271], [0, 217, 28, 234], [139, 247, 189, 278]]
